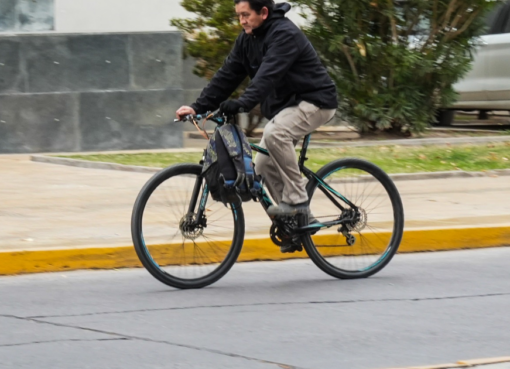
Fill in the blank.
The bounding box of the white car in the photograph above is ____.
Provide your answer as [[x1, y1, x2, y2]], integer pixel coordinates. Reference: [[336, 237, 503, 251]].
[[437, 1, 510, 125]]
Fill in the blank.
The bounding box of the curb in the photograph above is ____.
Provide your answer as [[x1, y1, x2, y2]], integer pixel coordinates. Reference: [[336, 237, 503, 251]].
[[381, 356, 510, 369], [311, 135, 510, 148], [30, 154, 510, 180], [31, 155, 161, 173], [1, 226, 509, 276]]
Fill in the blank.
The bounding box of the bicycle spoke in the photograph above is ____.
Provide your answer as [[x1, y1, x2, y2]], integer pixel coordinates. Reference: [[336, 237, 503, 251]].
[[306, 159, 403, 277], [134, 166, 242, 284]]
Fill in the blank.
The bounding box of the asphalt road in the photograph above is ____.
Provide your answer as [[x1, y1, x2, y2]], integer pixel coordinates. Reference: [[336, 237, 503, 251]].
[[1, 247, 510, 369]]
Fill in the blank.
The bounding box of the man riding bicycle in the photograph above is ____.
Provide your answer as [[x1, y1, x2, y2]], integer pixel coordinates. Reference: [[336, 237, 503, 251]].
[[176, 0, 338, 221]]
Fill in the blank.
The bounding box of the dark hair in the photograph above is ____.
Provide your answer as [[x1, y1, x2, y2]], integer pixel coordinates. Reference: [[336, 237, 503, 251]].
[[234, 0, 275, 15]]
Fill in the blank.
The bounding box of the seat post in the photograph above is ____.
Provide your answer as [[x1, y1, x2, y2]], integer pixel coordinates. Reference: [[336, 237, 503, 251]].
[[298, 134, 312, 170]]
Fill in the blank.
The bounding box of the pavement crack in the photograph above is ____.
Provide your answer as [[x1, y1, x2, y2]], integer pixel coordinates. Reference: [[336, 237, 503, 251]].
[[0, 338, 128, 348], [20, 291, 510, 320], [2, 314, 308, 369]]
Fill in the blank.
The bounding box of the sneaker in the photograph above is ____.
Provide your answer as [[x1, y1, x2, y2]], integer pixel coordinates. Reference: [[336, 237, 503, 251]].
[[308, 215, 320, 235], [308, 213, 318, 224], [267, 201, 309, 216]]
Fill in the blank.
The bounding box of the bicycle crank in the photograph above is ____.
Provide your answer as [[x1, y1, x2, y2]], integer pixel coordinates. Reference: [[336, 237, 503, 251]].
[[270, 223, 292, 246], [270, 217, 299, 247]]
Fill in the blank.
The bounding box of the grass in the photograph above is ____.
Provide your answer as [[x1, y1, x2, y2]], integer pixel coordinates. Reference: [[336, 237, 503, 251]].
[[59, 142, 510, 174], [61, 152, 204, 169]]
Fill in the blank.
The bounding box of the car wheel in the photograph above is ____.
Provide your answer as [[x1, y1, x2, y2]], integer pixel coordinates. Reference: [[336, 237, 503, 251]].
[[478, 110, 489, 120], [435, 110, 455, 126]]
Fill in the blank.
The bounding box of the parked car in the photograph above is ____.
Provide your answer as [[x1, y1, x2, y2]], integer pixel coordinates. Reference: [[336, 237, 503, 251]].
[[437, 1, 510, 125]]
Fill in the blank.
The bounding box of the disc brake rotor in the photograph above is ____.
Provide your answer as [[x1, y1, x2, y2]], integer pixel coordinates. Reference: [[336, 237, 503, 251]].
[[347, 208, 368, 232], [179, 215, 204, 240]]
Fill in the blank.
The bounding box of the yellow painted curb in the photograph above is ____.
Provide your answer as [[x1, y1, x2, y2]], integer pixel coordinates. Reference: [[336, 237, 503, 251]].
[[381, 356, 510, 369], [1, 226, 509, 276], [458, 357, 510, 365]]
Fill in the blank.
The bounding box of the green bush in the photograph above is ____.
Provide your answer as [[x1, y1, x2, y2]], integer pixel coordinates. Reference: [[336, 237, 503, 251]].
[[292, 0, 502, 133]]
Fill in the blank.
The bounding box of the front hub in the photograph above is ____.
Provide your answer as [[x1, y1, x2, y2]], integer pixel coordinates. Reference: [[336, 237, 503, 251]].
[[179, 215, 204, 240]]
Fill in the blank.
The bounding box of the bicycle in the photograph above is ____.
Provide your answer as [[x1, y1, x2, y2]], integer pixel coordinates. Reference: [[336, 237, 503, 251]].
[[131, 112, 404, 289]]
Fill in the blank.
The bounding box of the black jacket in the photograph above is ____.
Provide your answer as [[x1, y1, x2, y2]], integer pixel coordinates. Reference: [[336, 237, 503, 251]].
[[190, 2, 338, 120]]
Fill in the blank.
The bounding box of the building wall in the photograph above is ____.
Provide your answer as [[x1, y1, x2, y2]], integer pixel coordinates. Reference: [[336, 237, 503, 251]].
[[53, 0, 304, 33], [0, 31, 185, 153], [0, 1, 308, 153], [0, 0, 54, 32]]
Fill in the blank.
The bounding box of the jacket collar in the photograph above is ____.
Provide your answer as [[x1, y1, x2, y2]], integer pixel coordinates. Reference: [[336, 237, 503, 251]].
[[251, 2, 291, 37]]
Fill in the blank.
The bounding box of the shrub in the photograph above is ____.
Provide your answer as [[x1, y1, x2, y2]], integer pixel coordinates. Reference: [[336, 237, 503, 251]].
[[291, 0, 502, 133]]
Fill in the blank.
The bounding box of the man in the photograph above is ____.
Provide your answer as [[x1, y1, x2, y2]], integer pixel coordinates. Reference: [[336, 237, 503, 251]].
[[176, 0, 338, 218]]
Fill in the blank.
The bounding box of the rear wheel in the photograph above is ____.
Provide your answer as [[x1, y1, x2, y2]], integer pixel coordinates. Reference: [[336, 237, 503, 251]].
[[303, 158, 404, 279], [131, 164, 245, 289]]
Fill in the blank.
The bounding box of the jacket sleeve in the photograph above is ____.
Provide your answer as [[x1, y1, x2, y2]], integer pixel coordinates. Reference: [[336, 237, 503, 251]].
[[190, 36, 247, 114], [238, 29, 301, 111]]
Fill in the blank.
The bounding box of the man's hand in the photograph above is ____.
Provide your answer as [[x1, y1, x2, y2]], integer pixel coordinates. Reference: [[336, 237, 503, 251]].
[[176, 106, 196, 121], [219, 100, 245, 115]]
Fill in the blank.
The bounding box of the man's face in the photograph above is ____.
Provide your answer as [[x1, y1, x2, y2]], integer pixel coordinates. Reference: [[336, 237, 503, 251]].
[[235, 1, 269, 35]]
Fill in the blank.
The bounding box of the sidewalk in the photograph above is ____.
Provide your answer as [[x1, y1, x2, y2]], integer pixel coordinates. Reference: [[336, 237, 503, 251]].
[[1, 140, 510, 274]]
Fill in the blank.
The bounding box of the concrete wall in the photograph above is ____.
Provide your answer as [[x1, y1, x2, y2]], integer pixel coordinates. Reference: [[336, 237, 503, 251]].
[[0, 31, 185, 153], [53, 0, 303, 33], [0, 1, 307, 153], [0, 0, 54, 32], [54, 0, 190, 33]]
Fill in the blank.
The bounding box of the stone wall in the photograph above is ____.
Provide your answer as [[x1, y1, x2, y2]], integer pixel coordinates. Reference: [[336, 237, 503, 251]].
[[0, 0, 54, 32], [0, 31, 186, 153]]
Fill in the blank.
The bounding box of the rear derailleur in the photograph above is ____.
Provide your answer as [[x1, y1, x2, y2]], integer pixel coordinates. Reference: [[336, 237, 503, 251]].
[[337, 207, 367, 246]]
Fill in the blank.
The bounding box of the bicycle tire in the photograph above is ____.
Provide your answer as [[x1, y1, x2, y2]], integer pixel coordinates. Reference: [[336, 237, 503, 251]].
[[131, 164, 245, 289], [302, 158, 404, 279]]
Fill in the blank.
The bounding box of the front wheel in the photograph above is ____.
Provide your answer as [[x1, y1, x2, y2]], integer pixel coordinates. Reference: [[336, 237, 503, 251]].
[[303, 158, 404, 279], [131, 164, 245, 289]]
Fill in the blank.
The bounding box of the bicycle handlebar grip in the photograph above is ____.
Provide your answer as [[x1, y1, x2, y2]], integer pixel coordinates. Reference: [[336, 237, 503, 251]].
[[174, 114, 194, 123], [174, 113, 207, 123]]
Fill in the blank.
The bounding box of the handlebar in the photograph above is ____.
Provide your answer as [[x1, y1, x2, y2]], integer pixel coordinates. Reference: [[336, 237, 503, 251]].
[[174, 111, 228, 126], [174, 110, 239, 140], [173, 114, 208, 123]]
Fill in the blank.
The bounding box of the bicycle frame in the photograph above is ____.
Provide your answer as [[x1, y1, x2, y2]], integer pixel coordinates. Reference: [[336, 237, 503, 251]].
[[190, 130, 360, 235], [251, 135, 360, 234]]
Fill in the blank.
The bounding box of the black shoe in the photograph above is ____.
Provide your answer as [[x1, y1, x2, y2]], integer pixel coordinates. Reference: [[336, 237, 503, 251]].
[[280, 241, 303, 253], [278, 215, 320, 254]]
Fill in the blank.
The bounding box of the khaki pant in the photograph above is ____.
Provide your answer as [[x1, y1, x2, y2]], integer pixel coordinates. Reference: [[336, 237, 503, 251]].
[[254, 101, 336, 205]]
